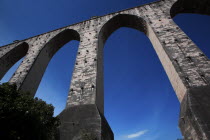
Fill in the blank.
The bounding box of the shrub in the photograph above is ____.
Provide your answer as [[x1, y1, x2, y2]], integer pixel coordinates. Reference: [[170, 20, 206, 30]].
[[0, 83, 60, 140]]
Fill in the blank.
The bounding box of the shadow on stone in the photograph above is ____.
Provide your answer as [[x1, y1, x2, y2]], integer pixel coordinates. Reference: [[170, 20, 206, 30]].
[[57, 104, 114, 140]]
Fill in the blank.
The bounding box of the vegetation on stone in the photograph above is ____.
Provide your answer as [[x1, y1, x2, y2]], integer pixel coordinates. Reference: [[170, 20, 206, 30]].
[[0, 83, 60, 140]]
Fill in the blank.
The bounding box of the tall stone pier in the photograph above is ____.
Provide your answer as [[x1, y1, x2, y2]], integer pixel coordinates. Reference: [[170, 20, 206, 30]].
[[0, 0, 210, 139]]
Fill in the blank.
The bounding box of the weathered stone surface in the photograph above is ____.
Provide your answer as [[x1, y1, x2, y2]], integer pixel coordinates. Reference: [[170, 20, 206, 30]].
[[179, 86, 210, 140], [58, 104, 113, 140], [0, 0, 210, 139]]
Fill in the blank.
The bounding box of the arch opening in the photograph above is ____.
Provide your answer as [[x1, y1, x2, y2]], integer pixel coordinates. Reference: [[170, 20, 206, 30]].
[[0, 58, 24, 84], [97, 14, 148, 111], [170, 0, 210, 59], [98, 14, 182, 139], [98, 14, 147, 46], [35, 40, 79, 116], [0, 42, 29, 80], [173, 13, 210, 58], [170, 0, 210, 18], [20, 29, 80, 97]]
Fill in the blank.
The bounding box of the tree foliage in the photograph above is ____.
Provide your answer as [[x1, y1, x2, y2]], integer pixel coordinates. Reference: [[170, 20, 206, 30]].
[[0, 83, 60, 140]]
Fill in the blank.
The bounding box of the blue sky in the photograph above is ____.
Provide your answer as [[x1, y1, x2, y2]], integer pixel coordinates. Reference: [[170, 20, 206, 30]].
[[0, 0, 210, 140]]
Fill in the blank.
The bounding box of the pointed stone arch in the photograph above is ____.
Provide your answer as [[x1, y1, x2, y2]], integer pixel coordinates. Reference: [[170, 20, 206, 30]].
[[14, 29, 80, 96], [96, 14, 148, 112], [98, 14, 147, 45], [170, 0, 210, 18], [97, 10, 210, 139], [0, 42, 29, 80]]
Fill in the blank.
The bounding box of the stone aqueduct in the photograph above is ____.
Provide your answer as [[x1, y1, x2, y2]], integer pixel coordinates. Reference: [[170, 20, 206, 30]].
[[0, 0, 210, 139]]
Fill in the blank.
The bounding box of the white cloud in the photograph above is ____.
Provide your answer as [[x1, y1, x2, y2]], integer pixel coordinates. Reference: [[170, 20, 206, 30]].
[[126, 130, 148, 139]]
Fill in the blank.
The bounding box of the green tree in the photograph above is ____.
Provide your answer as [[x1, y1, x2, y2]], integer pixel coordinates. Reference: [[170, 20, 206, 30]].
[[0, 83, 60, 140]]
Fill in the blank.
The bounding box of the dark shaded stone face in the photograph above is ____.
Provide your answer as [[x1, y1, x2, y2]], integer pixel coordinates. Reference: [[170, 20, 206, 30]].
[[0, 0, 210, 139], [58, 104, 113, 140], [179, 86, 210, 140]]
